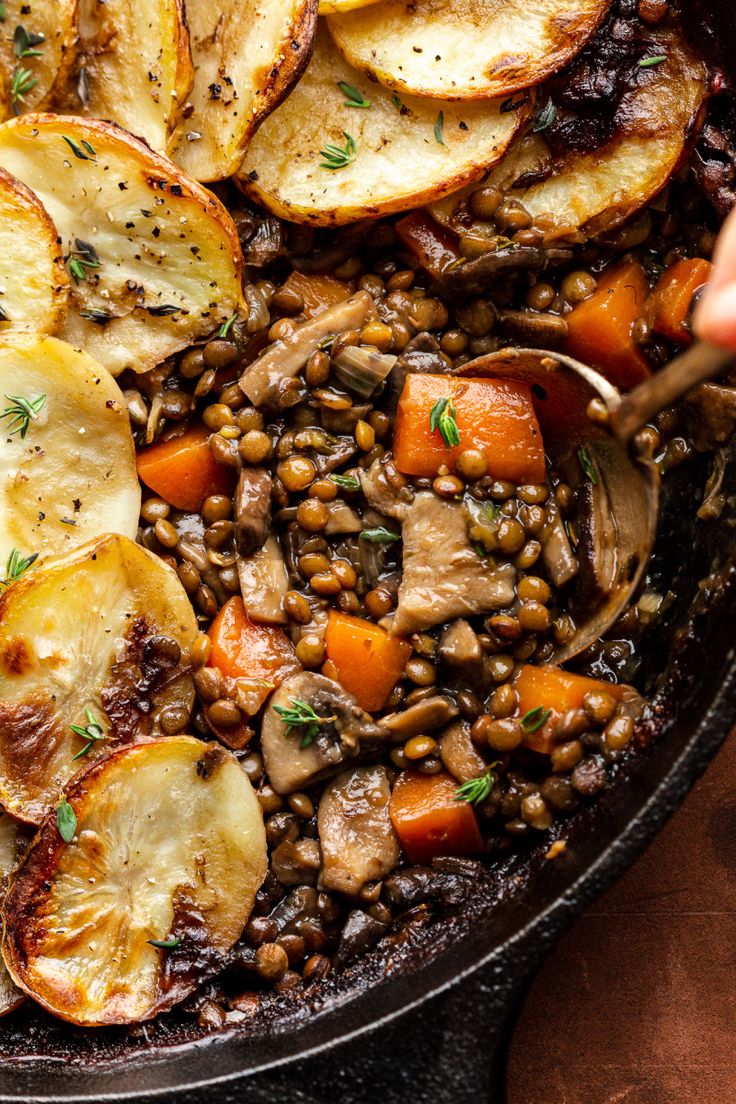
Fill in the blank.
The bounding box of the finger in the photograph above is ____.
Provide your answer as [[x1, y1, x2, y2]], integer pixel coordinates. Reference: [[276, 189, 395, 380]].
[[693, 206, 736, 345]]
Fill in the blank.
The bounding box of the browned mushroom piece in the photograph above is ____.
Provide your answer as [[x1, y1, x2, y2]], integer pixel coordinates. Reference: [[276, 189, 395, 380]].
[[317, 766, 399, 896], [234, 467, 272, 555], [261, 672, 388, 795], [457, 347, 659, 663], [237, 534, 290, 625], [439, 721, 488, 786]]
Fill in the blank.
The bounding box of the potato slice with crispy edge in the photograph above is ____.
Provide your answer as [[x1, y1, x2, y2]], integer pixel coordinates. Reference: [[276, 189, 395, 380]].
[[58, 0, 193, 155], [318, 0, 380, 13], [0, 0, 77, 116], [0, 813, 25, 1016], [327, 0, 609, 101], [0, 334, 140, 569], [0, 114, 246, 376], [431, 30, 708, 242], [2, 737, 267, 1025], [174, 0, 317, 183], [0, 534, 199, 825], [0, 167, 69, 334], [238, 25, 529, 227]]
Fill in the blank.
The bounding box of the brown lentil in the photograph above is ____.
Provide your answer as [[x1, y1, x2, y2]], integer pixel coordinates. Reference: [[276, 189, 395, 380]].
[[283, 590, 312, 623], [255, 943, 289, 983], [295, 635, 326, 667], [404, 657, 436, 686], [404, 735, 438, 760]]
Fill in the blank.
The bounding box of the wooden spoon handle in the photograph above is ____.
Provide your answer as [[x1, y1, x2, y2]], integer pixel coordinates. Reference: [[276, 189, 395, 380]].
[[611, 343, 734, 447]]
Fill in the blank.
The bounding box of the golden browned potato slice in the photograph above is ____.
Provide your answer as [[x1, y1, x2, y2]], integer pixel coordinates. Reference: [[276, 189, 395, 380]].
[[238, 26, 529, 226], [174, 0, 317, 182], [0, 534, 199, 825], [2, 737, 267, 1025], [0, 334, 140, 570], [0, 813, 25, 1016], [60, 0, 193, 154], [327, 0, 608, 100], [432, 31, 707, 241], [0, 114, 246, 376], [318, 0, 380, 13], [0, 0, 77, 116], [0, 167, 68, 334]]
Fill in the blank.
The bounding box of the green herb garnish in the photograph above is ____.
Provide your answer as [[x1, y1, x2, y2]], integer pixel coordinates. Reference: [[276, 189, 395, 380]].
[[329, 473, 360, 490], [56, 799, 77, 843], [500, 92, 530, 114], [1, 392, 46, 438], [147, 937, 183, 950], [10, 66, 37, 109], [520, 706, 552, 734], [578, 445, 598, 485], [61, 134, 96, 160], [13, 24, 44, 58], [338, 81, 370, 109], [67, 239, 101, 284], [1, 548, 38, 588], [639, 54, 666, 68], [218, 312, 238, 338], [533, 100, 556, 132], [429, 396, 461, 448], [0, 5, 7, 22], [273, 698, 337, 749], [391, 92, 403, 111], [434, 111, 445, 146], [359, 527, 401, 544], [317, 333, 337, 350], [454, 767, 497, 806], [319, 132, 356, 170], [71, 708, 106, 760]]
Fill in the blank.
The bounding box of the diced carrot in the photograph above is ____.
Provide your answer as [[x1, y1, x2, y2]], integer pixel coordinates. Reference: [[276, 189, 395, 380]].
[[395, 211, 461, 281], [393, 373, 546, 483], [280, 270, 352, 317], [389, 770, 483, 863], [209, 596, 301, 699], [136, 425, 235, 513], [514, 664, 627, 755], [324, 611, 411, 712], [646, 257, 712, 345], [565, 260, 651, 390]]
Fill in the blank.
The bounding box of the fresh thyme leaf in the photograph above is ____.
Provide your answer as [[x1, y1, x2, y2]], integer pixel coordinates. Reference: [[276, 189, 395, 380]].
[[56, 799, 77, 843], [273, 698, 337, 749], [67, 239, 102, 284], [533, 100, 556, 132], [61, 134, 96, 161], [13, 24, 44, 58], [10, 65, 37, 109], [454, 767, 497, 805], [1, 548, 38, 587], [77, 65, 89, 106], [337, 81, 371, 108], [391, 92, 403, 111], [0, 5, 6, 22], [429, 396, 461, 448], [319, 131, 356, 170], [79, 308, 112, 324], [329, 473, 360, 490], [317, 333, 337, 350], [218, 312, 238, 338], [639, 54, 666, 68], [147, 937, 183, 949], [0, 392, 46, 438], [81, 139, 96, 156], [520, 706, 552, 734], [434, 111, 445, 146], [145, 304, 180, 317], [359, 526, 401, 544], [70, 709, 105, 760], [578, 445, 598, 485]]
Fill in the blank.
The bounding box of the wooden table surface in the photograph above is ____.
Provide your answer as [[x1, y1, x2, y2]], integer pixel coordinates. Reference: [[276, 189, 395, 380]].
[[507, 729, 736, 1104]]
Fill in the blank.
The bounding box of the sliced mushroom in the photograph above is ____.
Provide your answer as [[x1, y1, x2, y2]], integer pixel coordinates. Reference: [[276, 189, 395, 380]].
[[458, 348, 659, 662], [237, 534, 290, 625], [437, 246, 545, 297], [239, 291, 377, 408], [438, 619, 483, 671], [234, 467, 272, 555], [318, 766, 399, 896], [262, 671, 387, 794], [439, 721, 487, 785], [382, 694, 459, 739], [324, 501, 363, 535]]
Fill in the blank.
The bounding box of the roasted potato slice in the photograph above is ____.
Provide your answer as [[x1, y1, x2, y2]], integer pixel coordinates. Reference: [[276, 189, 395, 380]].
[[0, 534, 199, 824], [318, 0, 380, 13], [174, 0, 317, 182], [60, 0, 193, 154], [0, 115, 246, 376], [0, 334, 139, 569], [0, 0, 77, 116], [327, 0, 608, 101], [433, 32, 707, 241], [2, 737, 267, 1025], [0, 814, 25, 1016], [238, 26, 529, 226], [0, 168, 68, 334]]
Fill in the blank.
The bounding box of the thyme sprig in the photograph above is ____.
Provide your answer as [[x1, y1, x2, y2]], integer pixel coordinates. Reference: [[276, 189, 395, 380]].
[[319, 132, 356, 170], [71, 708, 106, 760], [454, 766, 498, 805], [67, 239, 101, 284], [273, 698, 337, 748], [10, 66, 37, 110], [1, 392, 46, 438], [1, 548, 38, 588], [329, 473, 360, 490], [429, 396, 461, 448]]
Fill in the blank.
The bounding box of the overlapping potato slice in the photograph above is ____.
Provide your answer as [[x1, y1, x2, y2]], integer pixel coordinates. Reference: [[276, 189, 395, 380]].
[[0, 0, 77, 116], [60, 0, 193, 154], [432, 31, 707, 241], [327, 0, 608, 101], [174, 0, 317, 182], [0, 334, 140, 569], [0, 813, 25, 1016], [318, 0, 380, 13], [0, 534, 199, 824], [238, 26, 529, 226], [0, 168, 68, 334], [2, 737, 267, 1025], [0, 115, 246, 376]]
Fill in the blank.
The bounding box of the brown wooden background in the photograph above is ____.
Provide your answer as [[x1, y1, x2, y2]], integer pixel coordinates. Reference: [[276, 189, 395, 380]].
[[507, 731, 736, 1103]]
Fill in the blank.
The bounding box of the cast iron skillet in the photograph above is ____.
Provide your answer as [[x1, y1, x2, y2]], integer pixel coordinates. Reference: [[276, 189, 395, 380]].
[[2, 3, 736, 1098]]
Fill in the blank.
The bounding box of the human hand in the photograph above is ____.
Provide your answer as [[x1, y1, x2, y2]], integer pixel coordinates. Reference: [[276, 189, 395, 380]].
[[694, 206, 736, 347]]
